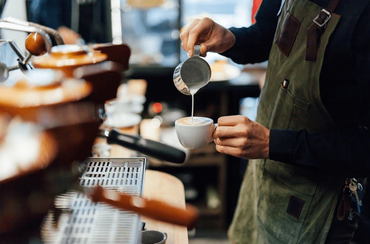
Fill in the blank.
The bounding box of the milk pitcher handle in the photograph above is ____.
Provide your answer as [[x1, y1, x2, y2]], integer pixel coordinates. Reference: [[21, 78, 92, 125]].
[[194, 45, 201, 57]]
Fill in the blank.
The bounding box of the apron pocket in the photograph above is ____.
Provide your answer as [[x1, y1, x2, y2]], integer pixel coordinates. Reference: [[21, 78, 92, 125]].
[[268, 81, 312, 131], [275, 11, 301, 57], [257, 160, 317, 243], [268, 83, 294, 129], [287, 89, 311, 131]]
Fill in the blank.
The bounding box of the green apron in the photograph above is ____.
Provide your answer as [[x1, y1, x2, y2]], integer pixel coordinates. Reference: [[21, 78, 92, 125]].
[[228, 0, 346, 243]]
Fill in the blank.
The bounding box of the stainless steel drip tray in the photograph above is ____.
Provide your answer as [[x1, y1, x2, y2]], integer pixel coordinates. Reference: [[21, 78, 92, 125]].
[[41, 157, 146, 244]]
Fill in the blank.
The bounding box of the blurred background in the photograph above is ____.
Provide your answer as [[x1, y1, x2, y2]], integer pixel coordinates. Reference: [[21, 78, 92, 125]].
[[0, 0, 265, 243]]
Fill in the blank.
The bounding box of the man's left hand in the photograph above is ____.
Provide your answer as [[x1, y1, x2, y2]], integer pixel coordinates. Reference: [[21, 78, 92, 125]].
[[213, 115, 270, 159]]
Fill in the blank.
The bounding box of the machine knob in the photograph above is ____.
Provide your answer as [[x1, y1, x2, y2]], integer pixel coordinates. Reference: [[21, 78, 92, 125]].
[[25, 32, 47, 56]]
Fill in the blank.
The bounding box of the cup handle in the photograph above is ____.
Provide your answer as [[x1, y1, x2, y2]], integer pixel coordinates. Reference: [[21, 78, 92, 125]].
[[209, 123, 218, 143], [194, 45, 201, 57]]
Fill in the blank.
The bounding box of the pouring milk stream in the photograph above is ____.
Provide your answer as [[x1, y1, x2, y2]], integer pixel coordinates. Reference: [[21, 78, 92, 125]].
[[173, 45, 211, 123]]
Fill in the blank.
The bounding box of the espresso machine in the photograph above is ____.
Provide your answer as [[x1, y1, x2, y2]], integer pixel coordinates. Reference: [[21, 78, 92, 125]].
[[0, 6, 195, 243]]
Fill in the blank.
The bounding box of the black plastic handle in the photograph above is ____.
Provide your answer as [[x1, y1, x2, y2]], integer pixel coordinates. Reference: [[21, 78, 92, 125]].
[[107, 129, 186, 164]]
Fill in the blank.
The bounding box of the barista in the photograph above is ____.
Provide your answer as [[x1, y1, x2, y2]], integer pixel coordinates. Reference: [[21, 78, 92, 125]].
[[180, 0, 370, 243]]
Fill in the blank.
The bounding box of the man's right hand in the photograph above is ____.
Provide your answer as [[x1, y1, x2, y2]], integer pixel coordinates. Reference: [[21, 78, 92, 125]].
[[179, 17, 236, 57]]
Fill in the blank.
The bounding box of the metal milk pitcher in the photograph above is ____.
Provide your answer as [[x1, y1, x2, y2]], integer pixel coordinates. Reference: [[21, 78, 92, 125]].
[[173, 45, 211, 95]]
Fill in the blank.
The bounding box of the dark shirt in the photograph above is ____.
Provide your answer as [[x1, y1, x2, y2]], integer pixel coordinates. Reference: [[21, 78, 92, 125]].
[[222, 0, 370, 176]]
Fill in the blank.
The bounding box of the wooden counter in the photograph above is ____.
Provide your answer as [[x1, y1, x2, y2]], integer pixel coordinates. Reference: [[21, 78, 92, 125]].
[[142, 170, 189, 244], [102, 137, 189, 244]]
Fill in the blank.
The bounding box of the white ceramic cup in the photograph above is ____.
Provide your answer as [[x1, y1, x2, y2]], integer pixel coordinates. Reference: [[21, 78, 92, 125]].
[[91, 143, 112, 157], [175, 116, 217, 149]]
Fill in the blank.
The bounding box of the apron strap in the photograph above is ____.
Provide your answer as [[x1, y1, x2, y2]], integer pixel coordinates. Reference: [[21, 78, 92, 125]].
[[306, 0, 340, 61]]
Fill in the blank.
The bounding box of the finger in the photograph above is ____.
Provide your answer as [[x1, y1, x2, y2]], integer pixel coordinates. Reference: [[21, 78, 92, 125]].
[[200, 40, 216, 56], [186, 18, 213, 56], [215, 145, 246, 159], [217, 115, 250, 126], [213, 125, 240, 138], [182, 43, 208, 57], [199, 43, 208, 57], [180, 19, 201, 55], [213, 120, 252, 138], [214, 137, 248, 148]]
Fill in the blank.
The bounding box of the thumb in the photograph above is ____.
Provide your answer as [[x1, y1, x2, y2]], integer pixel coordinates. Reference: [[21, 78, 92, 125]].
[[197, 43, 209, 57]]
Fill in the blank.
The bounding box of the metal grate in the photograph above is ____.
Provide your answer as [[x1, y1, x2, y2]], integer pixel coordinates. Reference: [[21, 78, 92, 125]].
[[41, 157, 146, 244]]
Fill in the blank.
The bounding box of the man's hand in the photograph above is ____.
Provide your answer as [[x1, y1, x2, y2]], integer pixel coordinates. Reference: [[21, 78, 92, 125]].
[[213, 115, 270, 159], [180, 17, 236, 57]]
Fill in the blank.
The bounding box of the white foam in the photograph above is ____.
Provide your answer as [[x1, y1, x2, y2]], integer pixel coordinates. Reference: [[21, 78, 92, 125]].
[[178, 117, 210, 125]]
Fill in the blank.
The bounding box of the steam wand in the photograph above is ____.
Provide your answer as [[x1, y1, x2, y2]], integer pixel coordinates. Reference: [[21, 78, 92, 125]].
[[0, 18, 54, 82]]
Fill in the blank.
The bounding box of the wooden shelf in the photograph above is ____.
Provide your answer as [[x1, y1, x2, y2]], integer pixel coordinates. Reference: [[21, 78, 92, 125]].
[[147, 154, 226, 168], [188, 198, 225, 230], [195, 203, 222, 217], [148, 144, 226, 168], [184, 153, 226, 167]]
